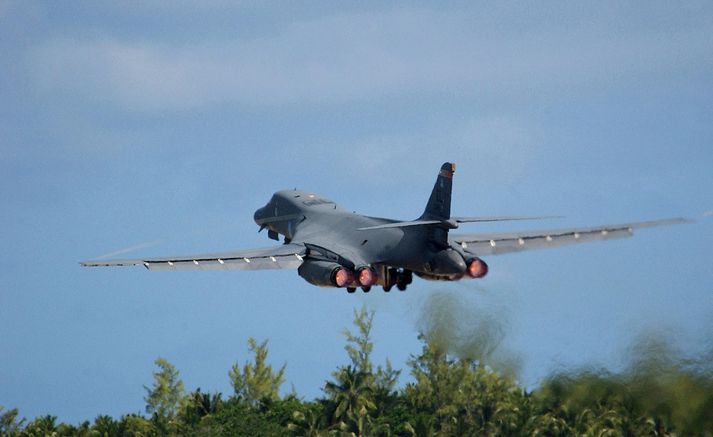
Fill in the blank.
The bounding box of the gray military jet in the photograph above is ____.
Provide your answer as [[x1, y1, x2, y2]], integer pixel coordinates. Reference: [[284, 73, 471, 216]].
[[82, 162, 686, 293]]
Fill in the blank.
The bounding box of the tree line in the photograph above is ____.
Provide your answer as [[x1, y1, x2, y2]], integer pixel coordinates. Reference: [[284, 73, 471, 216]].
[[2, 306, 713, 436]]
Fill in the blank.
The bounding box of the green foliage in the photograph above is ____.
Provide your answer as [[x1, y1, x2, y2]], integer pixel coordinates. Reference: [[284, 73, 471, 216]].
[[92, 414, 120, 437], [118, 414, 157, 436], [288, 403, 329, 437], [229, 338, 286, 406], [20, 414, 58, 436], [0, 406, 24, 436], [194, 397, 302, 437], [343, 307, 376, 374], [177, 388, 223, 428], [343, 307, 402, 395], [324, 365, 376, 426], [534, 360, 713, 436], [404, 338, 527, 435], [318, 306, 404, 435], [6, 310, 713, 436], [143, 357, 186, 420]]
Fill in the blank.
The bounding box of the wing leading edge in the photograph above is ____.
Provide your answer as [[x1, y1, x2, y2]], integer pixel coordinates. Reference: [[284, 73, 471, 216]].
[[451, 217, 688, 256], [80, 243, 307, 271]]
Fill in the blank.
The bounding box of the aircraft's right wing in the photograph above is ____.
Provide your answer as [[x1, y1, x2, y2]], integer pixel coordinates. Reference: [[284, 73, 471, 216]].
[[81, 243, 307, 271], [450, 218, 688, 256]]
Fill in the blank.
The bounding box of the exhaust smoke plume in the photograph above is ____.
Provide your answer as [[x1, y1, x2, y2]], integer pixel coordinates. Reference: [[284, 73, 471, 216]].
[[537, 328, 713, 433], [415, 289, 521, 375], [414, 288, 713, 433]]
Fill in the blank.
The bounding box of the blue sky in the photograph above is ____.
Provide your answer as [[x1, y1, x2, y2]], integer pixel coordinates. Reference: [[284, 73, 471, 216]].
[[1, 1, 712, 423]]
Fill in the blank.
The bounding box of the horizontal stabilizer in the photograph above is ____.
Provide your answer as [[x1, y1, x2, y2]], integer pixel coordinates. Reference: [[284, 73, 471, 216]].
[[453, 215, 562, 223], [357, 215, 560, 231], [357, 220, 442, 231]]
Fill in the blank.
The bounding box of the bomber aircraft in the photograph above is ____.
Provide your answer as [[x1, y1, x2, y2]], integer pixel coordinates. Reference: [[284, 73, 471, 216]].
[[82, 163, 686, 293]]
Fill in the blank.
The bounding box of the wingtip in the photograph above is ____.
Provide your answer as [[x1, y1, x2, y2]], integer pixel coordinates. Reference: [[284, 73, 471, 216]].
[[646, 217, 693, 227], [80, 261, 104, 267]]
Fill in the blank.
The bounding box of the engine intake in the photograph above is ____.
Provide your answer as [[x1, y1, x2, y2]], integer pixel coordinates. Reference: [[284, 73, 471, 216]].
[[415, 271, 462, 281]]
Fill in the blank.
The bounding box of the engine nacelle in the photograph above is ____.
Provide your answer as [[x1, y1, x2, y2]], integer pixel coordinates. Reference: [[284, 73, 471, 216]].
[[428, 249, 467, 276], [414, 271, 463, 281], [298, 260, 353, 287], [466, 258, 488, 279]]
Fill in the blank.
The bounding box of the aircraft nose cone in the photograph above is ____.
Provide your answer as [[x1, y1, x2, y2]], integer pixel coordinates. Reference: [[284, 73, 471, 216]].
[[254, 206, 268, 225]]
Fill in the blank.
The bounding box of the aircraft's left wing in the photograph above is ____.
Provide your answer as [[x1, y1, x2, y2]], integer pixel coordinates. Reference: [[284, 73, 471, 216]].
[[80, 243, 307, 271], [451, 218, 688, 256]]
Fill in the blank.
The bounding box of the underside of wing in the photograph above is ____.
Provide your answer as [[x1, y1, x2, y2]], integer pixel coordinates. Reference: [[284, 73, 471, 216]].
[[80, 243, 307, 271], [450, 218, 688, 256]]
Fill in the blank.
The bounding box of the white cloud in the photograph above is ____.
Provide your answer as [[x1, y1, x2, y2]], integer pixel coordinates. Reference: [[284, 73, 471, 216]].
[[26, 7, 713, 112]]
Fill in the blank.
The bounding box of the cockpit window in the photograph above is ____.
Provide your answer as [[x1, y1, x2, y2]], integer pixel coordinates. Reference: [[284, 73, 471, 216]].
[[303, 198, 334, 207]]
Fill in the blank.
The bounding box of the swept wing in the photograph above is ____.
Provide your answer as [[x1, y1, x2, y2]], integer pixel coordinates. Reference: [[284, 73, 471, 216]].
[[451, 218, 688, 256], [80, 243, 307, 271]]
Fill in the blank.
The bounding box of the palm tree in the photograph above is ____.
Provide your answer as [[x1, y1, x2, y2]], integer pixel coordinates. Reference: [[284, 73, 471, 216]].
[[190, 389, 222, 417], [288, 409, 329, 437], [92, 414, 119, 436], [24, 414, 58, 436], [324, 366, 376, 426]]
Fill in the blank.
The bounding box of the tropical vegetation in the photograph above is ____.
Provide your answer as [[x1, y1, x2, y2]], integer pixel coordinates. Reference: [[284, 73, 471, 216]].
[[2, 306, 712, 436]]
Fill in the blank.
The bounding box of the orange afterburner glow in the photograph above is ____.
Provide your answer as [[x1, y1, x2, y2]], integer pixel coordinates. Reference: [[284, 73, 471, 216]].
[[333, 268, 353, 287], [467, 258, 488, 278], [357, 267, 377, 286]]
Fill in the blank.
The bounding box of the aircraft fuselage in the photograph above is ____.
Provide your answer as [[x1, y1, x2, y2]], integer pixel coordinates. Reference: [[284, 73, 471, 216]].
[[254, 189, 472, 291]]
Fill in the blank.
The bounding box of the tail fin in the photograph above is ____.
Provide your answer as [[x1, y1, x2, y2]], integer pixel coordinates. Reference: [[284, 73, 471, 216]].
[[420, 162, 455, 220]]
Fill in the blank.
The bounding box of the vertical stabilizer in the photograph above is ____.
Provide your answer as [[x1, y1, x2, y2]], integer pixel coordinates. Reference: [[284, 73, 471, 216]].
[[420, 162, 455, 220]]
